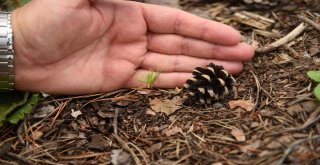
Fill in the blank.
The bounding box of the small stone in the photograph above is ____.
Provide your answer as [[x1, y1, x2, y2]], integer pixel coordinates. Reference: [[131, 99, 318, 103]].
[[301, 101, 318, 113], [145, 143, 162, 154], [146, 109, 157, 116], [287, 104, 303, 116], [250, 122, 260, 128], [114, 100, 131, 107]]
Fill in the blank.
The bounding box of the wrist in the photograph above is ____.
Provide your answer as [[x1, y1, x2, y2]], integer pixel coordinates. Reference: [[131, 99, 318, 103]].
[[11, 8, 36, 92]]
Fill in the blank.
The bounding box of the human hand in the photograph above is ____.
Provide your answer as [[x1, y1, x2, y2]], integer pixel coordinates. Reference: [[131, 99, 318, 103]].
[[12, 0, 254, 94]]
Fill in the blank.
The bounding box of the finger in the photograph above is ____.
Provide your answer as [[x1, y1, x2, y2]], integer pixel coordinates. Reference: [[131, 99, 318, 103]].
[[142, 4, 241, 45], [42, 0, 90, 8], [141, 52, 243, 74], [147, 33, 254, 61], [125, 69, 192, 88]]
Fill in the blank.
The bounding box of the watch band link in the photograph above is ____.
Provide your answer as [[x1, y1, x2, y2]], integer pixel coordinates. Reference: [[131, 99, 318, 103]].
[[0, 11, 14, 90]]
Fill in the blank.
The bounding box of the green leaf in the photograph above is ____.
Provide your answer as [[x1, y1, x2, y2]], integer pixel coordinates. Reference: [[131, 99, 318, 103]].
[[0, 91, 29, 127], [307, 71, 320, 82], [7, 93, 42, 124], [4, 0, 30, 11], [21, 0, 30, 4], [314, 84, 320, 101]]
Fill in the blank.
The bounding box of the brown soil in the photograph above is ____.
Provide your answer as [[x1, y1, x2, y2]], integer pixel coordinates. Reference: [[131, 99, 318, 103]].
[[1, 0, 320, 165]]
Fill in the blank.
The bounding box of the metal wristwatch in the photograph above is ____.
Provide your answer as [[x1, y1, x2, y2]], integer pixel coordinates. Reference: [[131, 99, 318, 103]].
[[0, 11, 14, 91]]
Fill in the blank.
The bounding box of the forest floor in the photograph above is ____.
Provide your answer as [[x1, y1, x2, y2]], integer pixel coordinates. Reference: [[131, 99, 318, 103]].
[[1, 0, 320, 165]]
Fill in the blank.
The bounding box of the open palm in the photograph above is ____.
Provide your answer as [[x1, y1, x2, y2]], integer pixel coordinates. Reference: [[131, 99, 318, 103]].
[[12, 0, 254, 94]]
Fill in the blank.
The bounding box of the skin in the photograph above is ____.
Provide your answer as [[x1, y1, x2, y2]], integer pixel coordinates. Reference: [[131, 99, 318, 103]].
[[11, 0, 254, 94]]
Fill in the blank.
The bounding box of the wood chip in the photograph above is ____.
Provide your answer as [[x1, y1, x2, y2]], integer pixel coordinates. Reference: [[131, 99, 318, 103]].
[[233, 11, 274, 30], [231, 128, 246, 142]]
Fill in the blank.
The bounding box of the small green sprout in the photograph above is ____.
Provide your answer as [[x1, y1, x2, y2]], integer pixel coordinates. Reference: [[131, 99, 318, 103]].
[[307, 70, 320, 101], [139, 69, 160, 88]]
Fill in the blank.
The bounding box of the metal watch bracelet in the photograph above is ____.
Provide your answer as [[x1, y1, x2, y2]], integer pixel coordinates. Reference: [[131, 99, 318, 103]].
[[0, 11, 14, 91]]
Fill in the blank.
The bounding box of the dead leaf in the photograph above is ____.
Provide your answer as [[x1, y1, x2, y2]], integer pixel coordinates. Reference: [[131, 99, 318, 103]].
[[87, 134, 110, 150], [76, 139, 88, 148], [111, 149, 131, 165], [228, 99, 255, 112], [150, 96, 185, 116], [163, 126, 180, 137], [71, 109, 82, 118], [240, 140, 261, 153], [288, 145, 314, 163], [145, 142, 162, 154], [230, 128, 246, 142], [137, 89, 152, 95], [266, 136, 292, 149], [271, 53, 293, 64], [66, 133, 78, 139]]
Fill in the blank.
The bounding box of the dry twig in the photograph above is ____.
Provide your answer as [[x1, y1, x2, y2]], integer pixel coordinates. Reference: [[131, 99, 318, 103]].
[[276, 135, 320, 165], [127, 143, 149, 165], [51, 101, 69, 126], [270, 105, 320, 136], [256, 23, 307, 53], [5, 152, 36, 165], [287, 92, 313, 106], [250, 70, 261, 111], [173, 153, 193, 165], [0, 159, 16, 165], [112, 134, 143, 165], [113, 108, 119, 135], [297, 15, 320, 32], [58, 152, 109, 160]]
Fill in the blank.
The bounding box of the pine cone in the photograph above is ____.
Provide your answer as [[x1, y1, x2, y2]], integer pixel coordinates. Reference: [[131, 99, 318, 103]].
[[183, 63, 236, 104]]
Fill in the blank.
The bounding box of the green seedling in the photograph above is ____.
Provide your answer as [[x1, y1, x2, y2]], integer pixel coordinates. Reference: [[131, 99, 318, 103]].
[[139, 69, 160, 88], [307, 70, 320, 101]]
